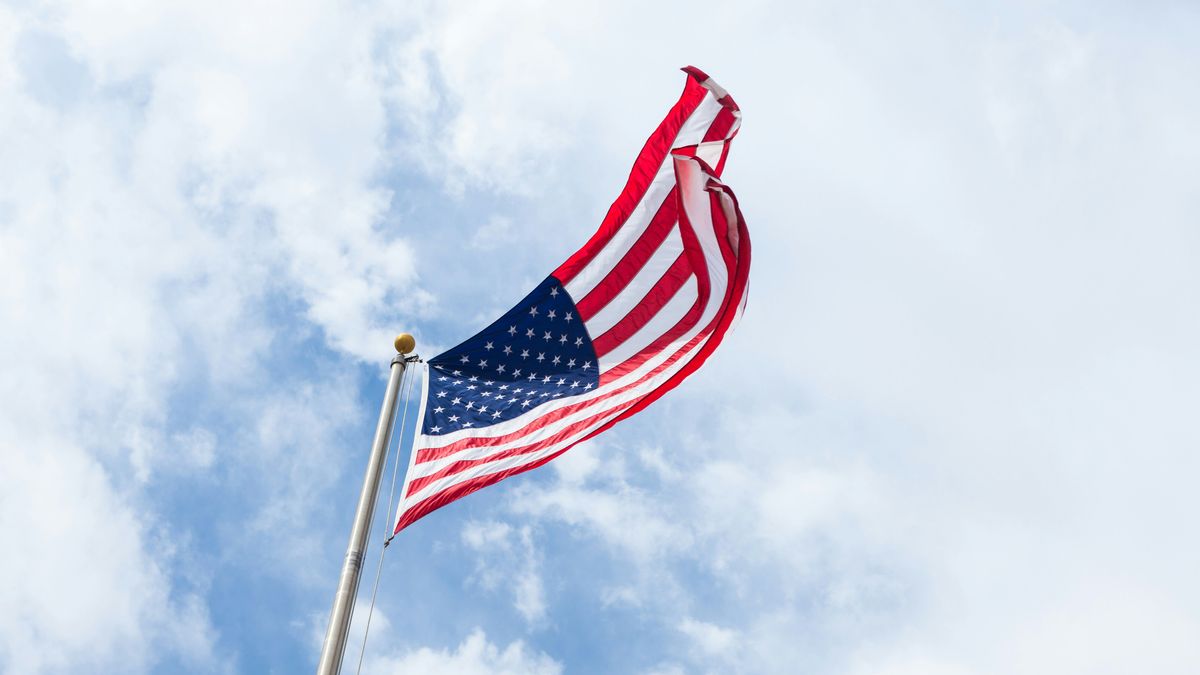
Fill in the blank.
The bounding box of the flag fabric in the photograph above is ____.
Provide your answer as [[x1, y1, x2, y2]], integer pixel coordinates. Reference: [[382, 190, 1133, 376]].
[[393, 66, 751, 534]]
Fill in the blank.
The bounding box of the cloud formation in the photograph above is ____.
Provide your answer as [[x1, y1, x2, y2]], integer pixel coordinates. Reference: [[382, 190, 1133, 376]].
[[2, 1, 1198, 674]]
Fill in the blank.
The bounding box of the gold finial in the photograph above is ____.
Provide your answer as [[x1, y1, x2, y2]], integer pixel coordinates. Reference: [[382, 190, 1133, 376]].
[[394, 333, 416, 355]]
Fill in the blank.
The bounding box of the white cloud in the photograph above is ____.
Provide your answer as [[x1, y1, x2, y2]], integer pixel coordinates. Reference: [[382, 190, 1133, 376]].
[[0, 0, 431, 671], [0, 435, 221, 673], [4, 0, 1200, 673], [363, 629, 561, 675], [676, 618, 738, 659], [461, 521, 547, 624]]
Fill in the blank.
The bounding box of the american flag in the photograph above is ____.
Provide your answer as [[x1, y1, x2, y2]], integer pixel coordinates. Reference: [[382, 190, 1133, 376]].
[[393, 67, 751, 534]]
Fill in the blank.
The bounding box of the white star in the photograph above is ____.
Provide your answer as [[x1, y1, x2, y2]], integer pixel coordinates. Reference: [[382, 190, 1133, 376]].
[[543, 331, 552, 341], [570, 381, 579, 388], [448, 415, 459, 423], [496, 364, 506, 373], [512, 388, 523, 394], [526, 328, 535, 338], [521, 400, 532, 408], [479, 405, 488, 413], [451, 397, 462, 405], [460, 355, 470, 363], [430, 426, 441, 433], [499, 384, 509, 390], [434, 406, 445, 413], [542, 376, 551, 383], [557, 378, 566, 385], [484, 380, 494, 386], [452, 370, 462, 376], [484, 341, 494, 351], [469, 375, 478, 382], [551, 355, 561, 365], [541, 392, 551, 398], [550, 287, 559, 297], [582, 361, 592, 370], [520, 349, 529, 359], [547, 309, 557, 320], [528, 373, 537, 381], [462, 421, 474, 428], [438, 376, 448, 381], [512, 369, 522, 377], [574, 337, 583, 346], [466, 402, 474, 410], [584, 383, 594, 390], [492, 411, 502, 419], [564, 312, 573, 322], [508, 325, 517, 335], [529, 306, 539, 317], [437, 391, 447, 398], [567, 358, 576, 367], [452, 380, 462, 386], [503, 345, 512, 355], [536, 352, 546, 362], [466, 384, 477, 390], [478, 359, 488, 367], [559, 334, 568, 344]]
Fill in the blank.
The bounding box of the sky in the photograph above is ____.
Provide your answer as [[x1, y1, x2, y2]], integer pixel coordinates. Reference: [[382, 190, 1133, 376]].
[[2, 1, 1199, 674]]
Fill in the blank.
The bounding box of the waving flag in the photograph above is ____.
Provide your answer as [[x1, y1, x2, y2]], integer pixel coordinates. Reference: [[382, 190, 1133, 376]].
[[393, 67, 750, 534]]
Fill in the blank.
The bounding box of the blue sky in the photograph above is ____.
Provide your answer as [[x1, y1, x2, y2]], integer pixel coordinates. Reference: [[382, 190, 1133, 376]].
[[3, 1, 1200, 674]]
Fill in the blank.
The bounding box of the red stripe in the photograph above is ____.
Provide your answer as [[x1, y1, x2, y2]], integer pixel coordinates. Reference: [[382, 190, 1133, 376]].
[[416, 303, 713, 465], [395, 104, 751, 537], [590, 177, 751, 439], [395, 445, 574, 533], [598, 155, 713, 381], [405, 398, 640, 498], [397, 318, 723, 533], [703, 107, 738, 145], [553, 71, 710, 285], [574, 192, 678, 320], [590, 253, 693, 357], [598, 163, 729, 384], [414, 164, 724, 463], [398, 264, 744, 535], [576, 100, 736, 325], [402, 181, 748, 518]]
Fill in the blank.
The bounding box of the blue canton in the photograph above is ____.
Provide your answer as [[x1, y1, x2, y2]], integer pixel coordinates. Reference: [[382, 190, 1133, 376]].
[[422, 276, 600, 435]]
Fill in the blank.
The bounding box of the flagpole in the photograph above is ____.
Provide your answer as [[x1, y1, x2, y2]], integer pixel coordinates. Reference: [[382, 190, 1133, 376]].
[[316, 333, 417, 675]]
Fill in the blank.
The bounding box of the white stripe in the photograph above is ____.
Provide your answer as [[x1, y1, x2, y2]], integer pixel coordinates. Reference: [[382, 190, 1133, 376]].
[[417, 159, 732, 451], [407, 315, 713, 482], [418, 291, 698, 449], [582, 226, 684, 337], [675, 94, 725, 149], [597, 158, 731, 375], [400, 272, 737, 516], [400, 404, 623, 512], [694, 140, 725, 169], [597, 276, 698, 374], [409, 302, 714, 475], [675, 157, 730, 299], [401, 320, 728, 508], [563, 171, 673, 301], [563, 91, 726, 303]]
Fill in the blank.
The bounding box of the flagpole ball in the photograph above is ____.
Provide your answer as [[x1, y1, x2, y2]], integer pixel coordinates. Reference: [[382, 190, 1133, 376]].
[[394, 333, 416, 354]]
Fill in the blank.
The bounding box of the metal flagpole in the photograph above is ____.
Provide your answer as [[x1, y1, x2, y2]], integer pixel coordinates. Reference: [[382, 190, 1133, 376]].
[[316, 333, 417, 675]]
